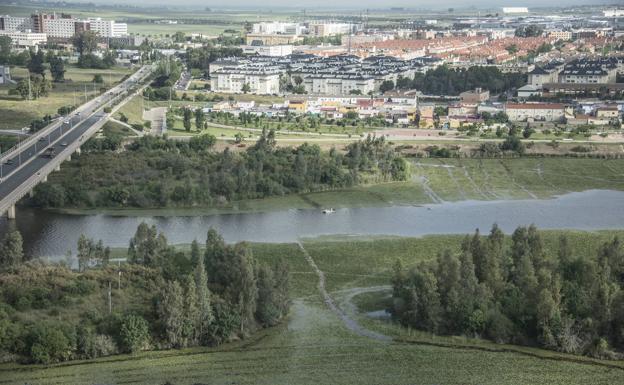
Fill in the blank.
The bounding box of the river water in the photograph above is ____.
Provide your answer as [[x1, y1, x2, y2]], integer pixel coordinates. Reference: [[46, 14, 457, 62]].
[[2, 189, 624, 260]]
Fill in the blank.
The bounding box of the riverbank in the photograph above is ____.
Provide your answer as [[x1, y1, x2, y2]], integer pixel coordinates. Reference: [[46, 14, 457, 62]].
[[39, 157, 624, 217]]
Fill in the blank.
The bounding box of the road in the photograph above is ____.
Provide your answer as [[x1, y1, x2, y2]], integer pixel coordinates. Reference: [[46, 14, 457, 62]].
[[0, 114, 102, 200], [0, 65, 152, 215]]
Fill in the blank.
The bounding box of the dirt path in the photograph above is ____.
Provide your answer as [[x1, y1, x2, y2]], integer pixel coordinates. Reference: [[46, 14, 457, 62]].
[[478, 160, 505, 199], [412, 163, 444, 204], [499, 160, 538, 199], [439, 160, 467, 200], [297, 242, 392, 342], [462, 166, 490, 199]]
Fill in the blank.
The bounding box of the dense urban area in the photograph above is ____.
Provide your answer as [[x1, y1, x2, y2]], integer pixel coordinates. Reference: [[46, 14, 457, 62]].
[[0, 1, 623, 384]]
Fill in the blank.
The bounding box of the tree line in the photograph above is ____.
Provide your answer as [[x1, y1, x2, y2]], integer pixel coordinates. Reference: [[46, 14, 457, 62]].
[[395, 65, 526, 96], [30, 131, 409, 209], [0, 226, 290, 364], [392, 225, 624, 359]]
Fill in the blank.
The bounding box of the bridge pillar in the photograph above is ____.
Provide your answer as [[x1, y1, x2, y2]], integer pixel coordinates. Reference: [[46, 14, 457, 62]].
[[55, 164, 61, 172], [75, 147, 81, 155], [6, 205, 15, 220], [67, 154, 71, 161], [42, 175, 47, 183], [29, 190, 34, 198]]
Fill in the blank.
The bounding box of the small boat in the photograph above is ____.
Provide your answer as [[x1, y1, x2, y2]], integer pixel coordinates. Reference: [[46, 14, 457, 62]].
[[322, 208, 336, 214]]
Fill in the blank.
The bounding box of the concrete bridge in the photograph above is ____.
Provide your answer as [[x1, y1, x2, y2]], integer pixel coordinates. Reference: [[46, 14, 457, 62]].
[[0, 65, 152, 219]]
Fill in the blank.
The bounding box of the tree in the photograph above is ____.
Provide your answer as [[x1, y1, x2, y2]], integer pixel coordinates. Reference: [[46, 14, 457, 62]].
[[27, 50, 46, 78], [0, 231, 23, 269], [241, 83, 251, 94], [379, 80, 395, 94], [194, 108, 205, 131], [183, 108, 192, 132], [128, 222, 168, 267], [0, 35, 11, 65], [183, 274, 200, 345], [194, 257, 214, 344], [93, 74, 104, 84], [158, 280, 186, 348], [77, 234, 93, 272], [73, 31, 98, 55], [119, 314, 150, 353], [48, 55, 65, 82]]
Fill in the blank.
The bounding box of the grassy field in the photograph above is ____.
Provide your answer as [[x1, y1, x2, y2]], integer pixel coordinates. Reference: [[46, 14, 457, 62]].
[[3, 231, 624, 384], [0, 66, 133, 130], [127, 23, 235, 36]]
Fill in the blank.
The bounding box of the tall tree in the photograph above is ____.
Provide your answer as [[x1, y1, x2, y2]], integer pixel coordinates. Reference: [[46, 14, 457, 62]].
[[183, 108, 192, 132], [0, 231, 23, 268], [194, 257, 214, 344], [27, 50, 46, 78], [183, 274, 200, 345], [48, 55, 65, 82], [73, 31, 98, 55], [194, 108, 205, 131], [158, 280, 186, 348], [77, 234, 93, 272]]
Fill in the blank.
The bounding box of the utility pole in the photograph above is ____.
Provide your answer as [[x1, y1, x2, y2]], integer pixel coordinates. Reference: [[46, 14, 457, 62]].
[[108, 281, 112, 314]]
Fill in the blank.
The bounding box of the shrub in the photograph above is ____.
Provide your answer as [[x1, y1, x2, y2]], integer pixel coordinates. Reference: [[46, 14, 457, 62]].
[[119, 314, 150, 353]]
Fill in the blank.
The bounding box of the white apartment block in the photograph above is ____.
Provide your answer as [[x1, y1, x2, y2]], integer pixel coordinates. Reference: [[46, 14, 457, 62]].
[[210, 68, 280, 94], [505, 103, 566, 122], [303, 75, 375, 95], [89, 18, 128, 38], [252, 22, 304, 36], [0, 13, 130, 39], [241, 45, 293, 57], [308, 22, 358, 37], [42, 17, 78, 38], [0, 30, 47, 48], [0, 16, 33, 32], [603, 9, 624, 17]]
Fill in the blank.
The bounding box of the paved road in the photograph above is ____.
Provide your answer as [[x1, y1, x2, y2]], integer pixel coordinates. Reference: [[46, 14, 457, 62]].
[[0, 65, 152, 207], [0, 113, 103, 201]]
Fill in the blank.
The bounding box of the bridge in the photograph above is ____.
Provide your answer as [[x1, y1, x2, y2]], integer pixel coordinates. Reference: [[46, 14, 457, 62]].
[[0, 65, 153, 219]]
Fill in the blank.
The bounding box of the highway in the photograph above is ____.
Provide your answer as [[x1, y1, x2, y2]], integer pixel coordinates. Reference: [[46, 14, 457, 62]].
[[0, 65, 152, 217]]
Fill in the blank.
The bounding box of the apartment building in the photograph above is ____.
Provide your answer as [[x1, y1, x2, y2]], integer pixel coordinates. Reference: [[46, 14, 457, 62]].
[[241, 45, 293, 57], [558, 58, 618, 84], [23, 13, 128, 38], [0, 15, 33, 31], [245, 33, 302, 46], [308, 22, 359, 37], [252, 22, 304, 36], [505, 103, 566, 122], [548, 30, 572, 41], [89, 18, 128, 38], [210, 67, 281, 94]]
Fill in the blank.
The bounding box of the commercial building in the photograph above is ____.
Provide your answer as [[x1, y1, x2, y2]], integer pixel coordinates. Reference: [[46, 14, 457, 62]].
[[0, 30, 47, 48], [252, 22, 304, 36]]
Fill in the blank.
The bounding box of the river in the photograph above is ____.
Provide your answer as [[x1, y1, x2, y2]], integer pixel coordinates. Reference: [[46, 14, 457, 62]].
[[2, 189, 624, 260]]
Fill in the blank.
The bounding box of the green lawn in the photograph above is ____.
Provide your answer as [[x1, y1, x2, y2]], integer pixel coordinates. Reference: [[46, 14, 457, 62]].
[[3, 232, 624, 384], [0, 66, 133, 130]]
